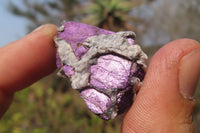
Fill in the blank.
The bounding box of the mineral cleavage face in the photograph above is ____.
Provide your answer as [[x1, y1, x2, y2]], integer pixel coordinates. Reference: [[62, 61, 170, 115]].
[[54, 21, 148, 120]]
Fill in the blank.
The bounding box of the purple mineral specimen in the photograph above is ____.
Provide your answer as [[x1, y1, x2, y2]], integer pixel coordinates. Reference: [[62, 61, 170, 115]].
[[54, 21, 147, 120]]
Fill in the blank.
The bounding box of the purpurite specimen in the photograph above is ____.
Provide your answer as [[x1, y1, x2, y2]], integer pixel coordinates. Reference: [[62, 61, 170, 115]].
[[55, 22, 148, 120]]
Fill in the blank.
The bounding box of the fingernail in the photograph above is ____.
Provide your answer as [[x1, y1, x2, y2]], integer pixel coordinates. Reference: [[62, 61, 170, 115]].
[[179, 48, 200, 99], [32, 25, 44, 33], [31, 24, 57, 37]]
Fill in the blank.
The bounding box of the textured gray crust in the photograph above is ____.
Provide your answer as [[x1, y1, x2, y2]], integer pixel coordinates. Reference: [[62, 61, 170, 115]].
[[54, 31, 148, 90]]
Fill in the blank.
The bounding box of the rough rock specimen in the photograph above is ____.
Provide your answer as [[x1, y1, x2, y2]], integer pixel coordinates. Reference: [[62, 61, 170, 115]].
[[54, 21, 148, 120]]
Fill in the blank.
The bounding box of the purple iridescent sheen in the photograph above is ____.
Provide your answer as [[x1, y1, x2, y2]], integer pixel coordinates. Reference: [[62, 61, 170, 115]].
[[127, 38, 134, 45], [63, 65, 74, 77], [90, 54, 132, 89], [58, 22, 114, 59], [81, 89, 111, 114], [55, 21, 147, 120], [57, 22, 115, 78]]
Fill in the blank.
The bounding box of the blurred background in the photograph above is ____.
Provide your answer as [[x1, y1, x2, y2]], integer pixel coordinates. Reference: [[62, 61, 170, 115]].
[[0, 0, 199, 133]]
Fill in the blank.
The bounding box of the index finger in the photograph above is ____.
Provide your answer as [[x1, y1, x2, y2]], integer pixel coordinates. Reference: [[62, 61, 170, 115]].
[[0, 24, 57, 93]]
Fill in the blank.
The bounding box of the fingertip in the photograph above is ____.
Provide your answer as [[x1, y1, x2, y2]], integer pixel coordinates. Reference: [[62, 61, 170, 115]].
[[150, 38, 199, 64], [168, 38, 199, 45], [146, 38, 200, 87], [0, 24, 58, 119], [0, 24, 58, 92], [32, 24, 57, 35]]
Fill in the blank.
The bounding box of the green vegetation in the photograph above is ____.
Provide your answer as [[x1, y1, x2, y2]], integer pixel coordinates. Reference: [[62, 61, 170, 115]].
[[82, 0, 141, 31]]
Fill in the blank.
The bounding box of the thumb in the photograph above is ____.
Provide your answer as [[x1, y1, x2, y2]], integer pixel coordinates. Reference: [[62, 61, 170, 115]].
[[122, 39, 200, 133]]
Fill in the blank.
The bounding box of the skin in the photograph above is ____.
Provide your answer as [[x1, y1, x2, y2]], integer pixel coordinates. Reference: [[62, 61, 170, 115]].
[[0, 24, 200, 133]]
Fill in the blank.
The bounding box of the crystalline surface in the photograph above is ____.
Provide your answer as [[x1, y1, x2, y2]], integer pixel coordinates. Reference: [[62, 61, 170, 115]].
[[90, 54, 132, 90], [81, 88, 111, 114], [57, 21, 114, 59], [55, 21, 148, 120], [63, 65, 74, 77]]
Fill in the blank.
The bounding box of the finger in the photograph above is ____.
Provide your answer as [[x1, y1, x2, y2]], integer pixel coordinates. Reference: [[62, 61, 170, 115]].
[[0, 24, 57, 93], [0, 90, 14, 118], [122, 39, 200, 133]]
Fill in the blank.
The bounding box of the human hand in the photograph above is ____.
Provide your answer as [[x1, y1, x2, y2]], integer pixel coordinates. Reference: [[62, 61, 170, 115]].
[[0, 24, 57, 118], [122, 39, 200, 133], [0, 24, 199, 133]]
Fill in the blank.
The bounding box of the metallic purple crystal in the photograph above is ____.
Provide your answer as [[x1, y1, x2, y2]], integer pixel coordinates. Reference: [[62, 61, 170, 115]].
[[58, 21, 114, 59], [127, 38, 134, 45], [63, 65, 74, 77], [81, 89, 111, 115], [74, 45, 88, 59], [90, 54, 132, 90], [56, 22, 115, 78], [55, 21, 148, 120]]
